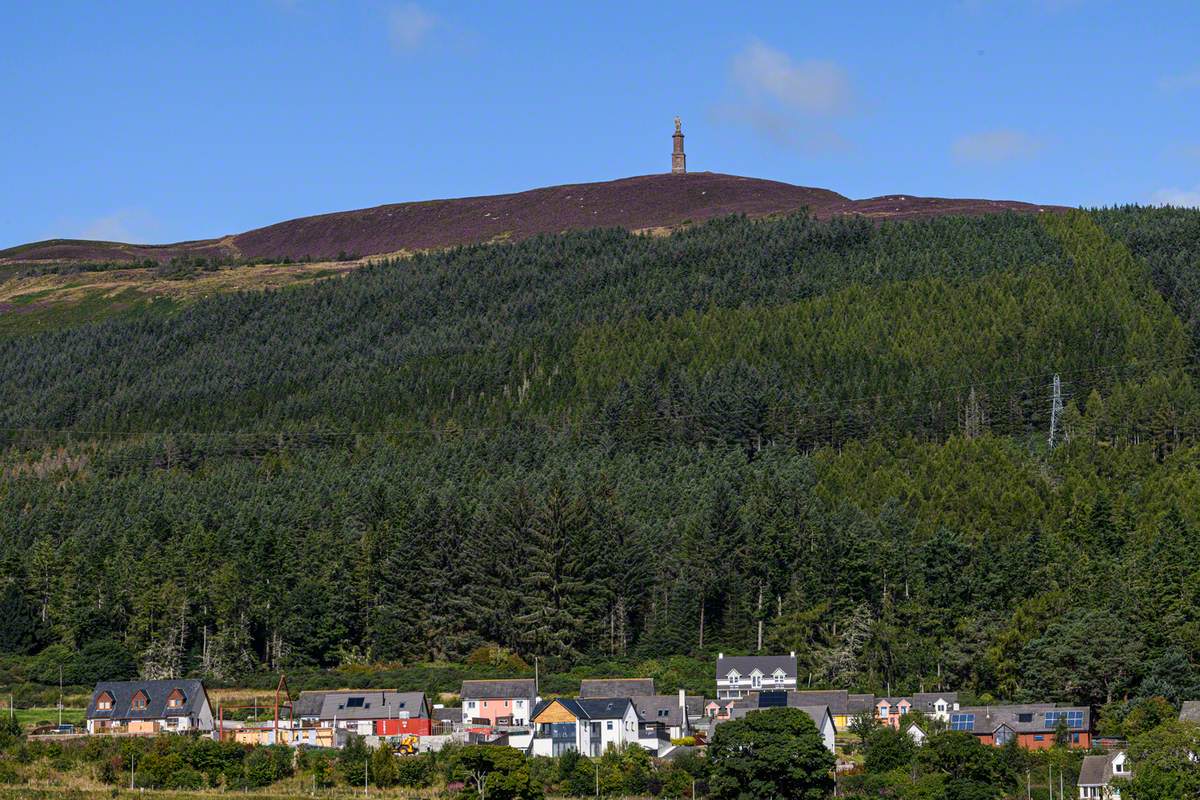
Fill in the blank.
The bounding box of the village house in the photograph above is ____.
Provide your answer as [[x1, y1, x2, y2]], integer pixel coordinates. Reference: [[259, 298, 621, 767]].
[[785, 690, 875, 730], [949, 704, 1091, 749], [703, 697, 740, 721], [579, 678, 656, 698], [459, 679, 538, 731], [714, 652, 797, 699], [530, 697, 640, 757], [87, 679, 214, 735], [1077, 750, 1130, 799], [725, 699, 837, 753], [233, 724, 347, 748], [293, 690, 430, 737], [631, 690, 705, 744], [877, 692, 959, 728]]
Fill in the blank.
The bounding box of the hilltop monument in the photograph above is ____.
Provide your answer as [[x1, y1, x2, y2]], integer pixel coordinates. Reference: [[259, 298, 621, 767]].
[[672, 117, 686, 174]]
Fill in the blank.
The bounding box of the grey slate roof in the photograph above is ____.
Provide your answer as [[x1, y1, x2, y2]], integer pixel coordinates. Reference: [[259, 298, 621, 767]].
[[729, 704, 832, 731], [774, 690, 850, 715], [87, 679, 209, 720], [953, 705, 1089, 735], [910, 692, 958, 713], [294, 691, 326, 718], [631, 695, 705, 727], [532, 697, 633, 720], [1078, 751, 1125, 786], [848, 693, 877, 714], [579, 678, 656, 698], [716, 654, 796, 679], [1180, 700, 1200, 723], [433, 707, 460, 723], [301, 690, 429, 721], [461, 679, 537, 701]]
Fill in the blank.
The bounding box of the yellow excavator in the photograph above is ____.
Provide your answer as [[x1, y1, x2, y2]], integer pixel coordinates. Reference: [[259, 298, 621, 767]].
[[393, 734, 420, 755]]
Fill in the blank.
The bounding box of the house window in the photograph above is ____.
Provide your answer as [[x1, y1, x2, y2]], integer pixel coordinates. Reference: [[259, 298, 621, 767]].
[[132, 694, 147, 711], [1034, 735, 1044, 742], [97, 695, 113, 711], [1114, 761, 1126, 774], [607, 721, 613, 730], [729, 673, 740, 686], [879, 705, 889, 717], [751, 674, 762, 689], [774, 674, 784, 687], [468, 701, 476, 710]]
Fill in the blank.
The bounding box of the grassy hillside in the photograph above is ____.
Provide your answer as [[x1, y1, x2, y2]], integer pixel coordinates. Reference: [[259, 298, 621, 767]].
[[1, 206, 1199, 708]]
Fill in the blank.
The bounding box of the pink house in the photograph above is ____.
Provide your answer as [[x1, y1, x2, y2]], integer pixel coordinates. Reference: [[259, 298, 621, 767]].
[[877, 693, 959, 729], [876, 697, 912, 728], [460, 679, 538, 731], [704, 698, 740, 720]]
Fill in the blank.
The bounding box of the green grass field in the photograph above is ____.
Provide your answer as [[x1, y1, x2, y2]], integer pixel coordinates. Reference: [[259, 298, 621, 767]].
[[6, 706, 86, 733]]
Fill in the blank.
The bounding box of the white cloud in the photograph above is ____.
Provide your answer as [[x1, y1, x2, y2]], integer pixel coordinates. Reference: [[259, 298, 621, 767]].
[[732, 41, 853, 116], [714, 41, 856, 154], [952, 130, 1044, 164], [1152, 187, 1200, 208], [75, 210, 157, 243], [389, 3, 436, 52]]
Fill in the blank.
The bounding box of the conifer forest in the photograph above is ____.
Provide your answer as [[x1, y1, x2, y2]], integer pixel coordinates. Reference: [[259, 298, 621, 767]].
[[3, 206, 1200, 707]]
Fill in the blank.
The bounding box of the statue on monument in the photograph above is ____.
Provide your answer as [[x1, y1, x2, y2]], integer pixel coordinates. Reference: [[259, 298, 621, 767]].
[[674, 116, 681, 133]]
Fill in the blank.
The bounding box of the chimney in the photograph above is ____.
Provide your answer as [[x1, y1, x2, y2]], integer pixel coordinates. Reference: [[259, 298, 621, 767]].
[[790, 651, 795, 658], [679, 689, 687, 732], [718, 652, 724, 660]]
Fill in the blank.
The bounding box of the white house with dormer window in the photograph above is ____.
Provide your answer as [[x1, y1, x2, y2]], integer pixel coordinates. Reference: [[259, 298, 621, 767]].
[[1078, 750, 1129, 799], [715, 653, 798, 699]]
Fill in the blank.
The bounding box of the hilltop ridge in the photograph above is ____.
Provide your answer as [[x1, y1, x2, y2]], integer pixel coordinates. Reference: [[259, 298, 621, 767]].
[[1, 172, 1063, 264]]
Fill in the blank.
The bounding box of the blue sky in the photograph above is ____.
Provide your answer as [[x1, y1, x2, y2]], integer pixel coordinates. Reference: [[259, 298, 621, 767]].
[[3, 0, 1199, 247]]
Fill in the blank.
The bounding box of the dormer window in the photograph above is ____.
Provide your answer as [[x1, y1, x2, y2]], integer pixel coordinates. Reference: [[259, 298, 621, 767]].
[[772, 669, 786, 687], [750, 670, 762, 689], [879, 704, 889, 717], [131, 691, 149, 711], [167, 689, 186, 709], [728, 671, 741, 686], [97, 692, 114, 711]]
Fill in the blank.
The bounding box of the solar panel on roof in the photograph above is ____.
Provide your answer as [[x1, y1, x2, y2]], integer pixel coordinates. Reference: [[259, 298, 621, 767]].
[[950, 713, 974, 731], [1044, 710, 1083, 728]]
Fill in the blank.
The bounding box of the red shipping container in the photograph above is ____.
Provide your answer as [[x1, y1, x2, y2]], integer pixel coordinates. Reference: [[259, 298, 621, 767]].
[[375, 718, 432, 737]]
